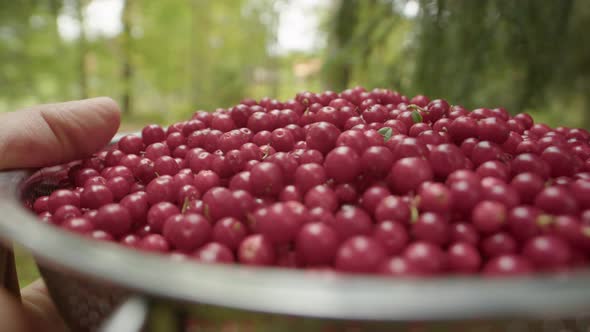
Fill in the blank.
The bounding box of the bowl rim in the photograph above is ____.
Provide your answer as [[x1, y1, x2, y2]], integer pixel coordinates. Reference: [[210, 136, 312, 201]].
[[2, 137, 590, 321]]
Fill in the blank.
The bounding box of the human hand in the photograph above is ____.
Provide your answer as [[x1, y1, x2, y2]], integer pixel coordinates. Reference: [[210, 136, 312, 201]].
[[0, 97, 121, 332]]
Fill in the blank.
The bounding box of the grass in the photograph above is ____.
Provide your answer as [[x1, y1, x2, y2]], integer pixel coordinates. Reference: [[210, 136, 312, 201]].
[[13, 245, 40, 287]]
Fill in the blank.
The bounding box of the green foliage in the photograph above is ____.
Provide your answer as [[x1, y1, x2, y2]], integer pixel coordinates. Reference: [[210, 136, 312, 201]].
[[2, 0, 590, 130], [323, 0, 590, 128], [0, 0, 278, 124]]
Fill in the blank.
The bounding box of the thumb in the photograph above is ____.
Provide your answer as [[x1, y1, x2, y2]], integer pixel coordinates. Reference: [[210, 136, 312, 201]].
[[0, 97, 121, 170]]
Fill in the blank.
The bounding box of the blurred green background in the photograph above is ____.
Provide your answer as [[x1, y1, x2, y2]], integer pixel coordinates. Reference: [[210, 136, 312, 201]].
[[2, 0, 590, 285]]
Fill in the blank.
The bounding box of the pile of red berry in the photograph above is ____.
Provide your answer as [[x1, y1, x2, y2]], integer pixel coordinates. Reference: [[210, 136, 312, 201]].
[[30, 87, 590, 277]]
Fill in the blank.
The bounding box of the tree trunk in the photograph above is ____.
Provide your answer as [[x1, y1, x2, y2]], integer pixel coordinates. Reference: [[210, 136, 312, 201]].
[[323, 0, 359, 91], [76, 0, 88, 99], [121, 0, 133, 115]]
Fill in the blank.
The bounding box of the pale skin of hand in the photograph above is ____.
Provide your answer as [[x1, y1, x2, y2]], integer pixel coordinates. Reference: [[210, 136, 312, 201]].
[[0, 97, 121, 332]]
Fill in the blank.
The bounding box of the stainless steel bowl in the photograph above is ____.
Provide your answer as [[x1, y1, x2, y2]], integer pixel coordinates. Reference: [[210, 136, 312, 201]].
[[1, 139, 590, 331]]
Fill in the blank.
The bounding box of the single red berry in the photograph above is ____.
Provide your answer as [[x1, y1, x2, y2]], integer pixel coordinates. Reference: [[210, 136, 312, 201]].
[[402, 241, 446, 275], [194, 242, 234, 264], [94, 203, 132, 238], [472, 201, 507, 234], [163, 213, 212, 252], [335, 236, 386, 274], [238, 234, 275, 266], [447, 242, 481, 274], [296, 222, 340, 266]]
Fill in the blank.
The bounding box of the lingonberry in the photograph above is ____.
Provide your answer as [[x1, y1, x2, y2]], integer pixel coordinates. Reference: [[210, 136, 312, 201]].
[[238, 234, 275, 266], [194, 242, 234, 264], [163, 213, 212, 252], [335, 236, 386, 274], [447, 242, 481, 274], [296, 222, 340, 266]]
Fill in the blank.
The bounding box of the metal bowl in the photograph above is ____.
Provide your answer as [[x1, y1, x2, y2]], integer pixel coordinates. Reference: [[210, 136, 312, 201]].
[[1, 141, 590, 331]]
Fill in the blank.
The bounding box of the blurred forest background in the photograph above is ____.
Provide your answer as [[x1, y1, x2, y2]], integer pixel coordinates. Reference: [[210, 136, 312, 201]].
[[1, 0, 590, 130], [2, 0, 590, 286]]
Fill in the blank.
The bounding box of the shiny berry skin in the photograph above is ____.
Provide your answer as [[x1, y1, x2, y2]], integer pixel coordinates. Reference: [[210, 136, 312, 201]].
[[106, 176, 131, 201], [570, 180, 590, 210], [541, 146, 575, 177], [482, 232, 517, 257], [142, 124, 166, 145], [177, 184, 199, 205], [324, 146, 361, 183], [249, 162, 284, 196], [478, 117, 509, 144], [194, 242, 234, 264], [74, 168, 101, 187], [510, 173, 544, 204], [120, 193, 149, 226], [296, 222, 340, 266], [534, 186, 578, 216], [449, 116, 478, 144], [118, 135, 144, 155], [33, 196, 49, 214], [335, 183, 357, 204], [62, 217, 94, 234], [202, 187, 241, 221], [105, 149, 125, 167], [472, 201, 507, 234], [335, 236, 386, 274], [94, 203, 132, 238], [154, 156, 180, 176], [305, 122, 341, 154], [360, 186, 391, 216], [483, 255, 533, 277], [507, 205, 545, 241], [329, 205, 373, 240], [163, 213, 212, 252], [402, 242, 446, 275], [360, 146, 394, 178], [476, 160, 509, 182], [448, 180, 481, 215], [373, 221, 408, 256], [255, 202, 306, 245], [447, 242, 481, 274], [147, 202, 180, 233], [375, 195, 411, 225], [523, 235, 571, 270], [294, 163, 326, 193], [511, 153, 550, 179], [450, 223, 479, 246], [194, 170, 220, 194], [238, 234, 275, 266], [336, 130, 369, 154], [212, 217, 247, 251], [80, 185, 113, 210], [279, 185, 302, 202], [89, 230, 115, 242], [428, 144, 465, 178], [270, 128, 295, 152], [471, 141, 502, 166], [304, 185, 338, 212], [412, 212, 449, 246], [388, 157, 433, 194], [299, 149, 324, 165], [146, 175, 176, 205], [48, 189, 80, 213], [138, 234, 170, 253], [52, 205, 82, 224], [379, 257, 422, 277], [418, 183, 453, 213]]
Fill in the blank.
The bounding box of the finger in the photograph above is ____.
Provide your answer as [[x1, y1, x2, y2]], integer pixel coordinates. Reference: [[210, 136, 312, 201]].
[[20, 279, 68, 332], [0, 97, 121, 170], [0, 287, 36, 332]]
